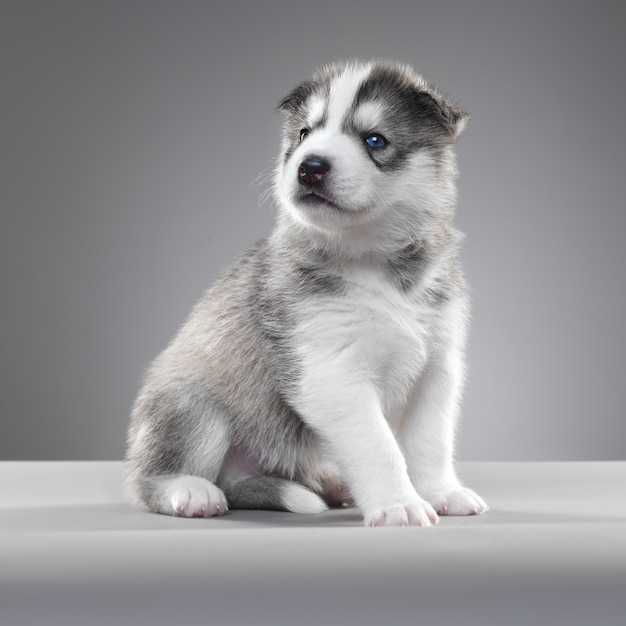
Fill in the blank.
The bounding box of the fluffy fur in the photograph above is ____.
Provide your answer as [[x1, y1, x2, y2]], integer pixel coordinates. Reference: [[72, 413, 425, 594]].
[[125, 60, 488, 526]]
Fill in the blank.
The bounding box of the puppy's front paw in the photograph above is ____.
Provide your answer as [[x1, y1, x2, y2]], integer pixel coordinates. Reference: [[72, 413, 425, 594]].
[[365, 498, 439, 527], [427, 486, 488, 516], [168, 476, 228, 518]]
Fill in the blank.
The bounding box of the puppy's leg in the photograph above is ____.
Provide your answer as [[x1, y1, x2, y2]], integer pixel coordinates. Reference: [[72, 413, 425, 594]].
[[126, 385, 230, 518], [399, 352, 488, 516], [295, 371, 438, 527]]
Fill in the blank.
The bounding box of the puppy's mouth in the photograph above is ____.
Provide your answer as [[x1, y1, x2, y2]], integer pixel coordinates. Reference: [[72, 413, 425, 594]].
[[296, 189, 343, 212]]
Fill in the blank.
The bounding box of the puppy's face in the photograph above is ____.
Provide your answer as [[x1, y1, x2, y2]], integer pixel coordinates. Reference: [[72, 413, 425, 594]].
[[275, 61, 468, 243]]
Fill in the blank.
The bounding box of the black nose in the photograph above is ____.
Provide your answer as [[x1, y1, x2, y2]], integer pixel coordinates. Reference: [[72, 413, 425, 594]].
[[298, 156, 331, 185]]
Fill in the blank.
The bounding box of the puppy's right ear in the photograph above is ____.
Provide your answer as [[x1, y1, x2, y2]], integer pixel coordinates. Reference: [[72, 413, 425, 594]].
[[417, 90, 469, 140], [277, 81, 314, 113]]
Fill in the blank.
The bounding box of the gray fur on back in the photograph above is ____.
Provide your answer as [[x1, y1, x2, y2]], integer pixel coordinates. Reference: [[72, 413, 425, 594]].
[[127, 236, 336, 506]]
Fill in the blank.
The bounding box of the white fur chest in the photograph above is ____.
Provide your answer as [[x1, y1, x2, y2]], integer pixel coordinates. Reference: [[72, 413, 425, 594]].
[[294, 264, 436, 420]]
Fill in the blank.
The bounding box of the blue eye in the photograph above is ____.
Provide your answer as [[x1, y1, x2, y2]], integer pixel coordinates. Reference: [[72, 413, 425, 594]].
[[366, 134, 386, 149]]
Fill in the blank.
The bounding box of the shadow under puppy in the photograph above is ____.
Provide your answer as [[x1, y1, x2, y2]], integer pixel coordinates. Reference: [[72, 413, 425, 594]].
[[126, 60, 488, 526]]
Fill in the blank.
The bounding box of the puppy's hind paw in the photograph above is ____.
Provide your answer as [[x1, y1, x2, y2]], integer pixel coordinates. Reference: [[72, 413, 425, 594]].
[[166, 476, 228, 518]]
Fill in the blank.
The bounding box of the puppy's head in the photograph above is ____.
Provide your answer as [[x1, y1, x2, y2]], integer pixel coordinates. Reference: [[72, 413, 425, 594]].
[[274, 60, 468, 253]]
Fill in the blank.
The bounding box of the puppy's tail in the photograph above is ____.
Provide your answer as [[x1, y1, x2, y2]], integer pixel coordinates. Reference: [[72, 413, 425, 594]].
[[223, 477, 328, 514]]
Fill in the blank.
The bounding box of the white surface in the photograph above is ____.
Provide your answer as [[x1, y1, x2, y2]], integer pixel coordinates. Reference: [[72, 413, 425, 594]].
[[1, 462, 625, 625]]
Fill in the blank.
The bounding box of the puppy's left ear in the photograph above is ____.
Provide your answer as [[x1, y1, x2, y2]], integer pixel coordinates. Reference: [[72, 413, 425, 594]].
[[277, 80, 314, 114], [419, 90, 469, 140]]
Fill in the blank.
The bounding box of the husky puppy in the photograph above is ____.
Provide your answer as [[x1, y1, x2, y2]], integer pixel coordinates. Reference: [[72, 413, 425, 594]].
[[126, 60, 488, 526]]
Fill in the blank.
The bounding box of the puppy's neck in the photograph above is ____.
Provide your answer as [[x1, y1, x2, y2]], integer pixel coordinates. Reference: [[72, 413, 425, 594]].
[[271, 209, 458, 268]]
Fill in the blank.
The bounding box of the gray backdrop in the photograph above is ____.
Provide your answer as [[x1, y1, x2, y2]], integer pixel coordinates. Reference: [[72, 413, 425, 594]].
[[2, 0, 625, 461]]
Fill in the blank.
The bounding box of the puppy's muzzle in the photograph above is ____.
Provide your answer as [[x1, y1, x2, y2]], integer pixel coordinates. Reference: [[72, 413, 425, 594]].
[[298, 156, 331, 186]]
